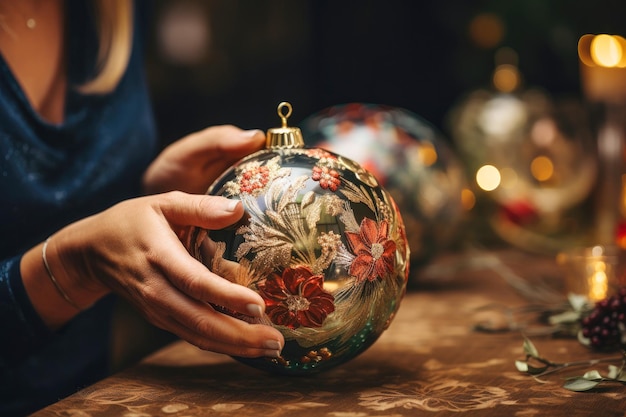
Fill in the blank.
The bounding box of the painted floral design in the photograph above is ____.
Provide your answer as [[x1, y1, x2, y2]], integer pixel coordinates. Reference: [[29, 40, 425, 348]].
[[239, 165, 271, 194], [302, 148, 337, 161], [345, 218, 397, 283], [259, 265, 335, 329], [193, 147, 409, 372], [312, 165, 341, 191], [224, 157, 288, 197], [313, 231, 342, 275]]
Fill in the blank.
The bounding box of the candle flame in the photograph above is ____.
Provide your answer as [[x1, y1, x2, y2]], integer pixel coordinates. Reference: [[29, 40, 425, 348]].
[[592, 35, 622, 67], [579, 34, 626, 68], [588, 260, 609, 301]]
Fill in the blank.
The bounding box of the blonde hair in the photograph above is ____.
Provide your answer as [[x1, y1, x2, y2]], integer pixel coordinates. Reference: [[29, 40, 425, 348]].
[[79, 0, 133, 94]]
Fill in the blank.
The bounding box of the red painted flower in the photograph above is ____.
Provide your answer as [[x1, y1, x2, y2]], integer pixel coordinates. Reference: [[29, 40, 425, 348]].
[[345, 218, 397, 283], [258, 265, 335, 329], [304, 148, 336, 160], [239, 165, 270, 194], [312, 165, 341, 191]]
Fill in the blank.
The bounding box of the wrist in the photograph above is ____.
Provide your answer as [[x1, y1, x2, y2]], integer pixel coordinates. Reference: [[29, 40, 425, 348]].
[[21, 229, 110, 329], [42, 237, 82, 311], [48, 226, 111, 305]]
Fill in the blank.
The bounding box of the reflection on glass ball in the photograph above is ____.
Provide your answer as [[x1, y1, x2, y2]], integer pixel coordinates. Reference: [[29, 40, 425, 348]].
[[300, 103, 469, 276], [184, 103, 409, 375]]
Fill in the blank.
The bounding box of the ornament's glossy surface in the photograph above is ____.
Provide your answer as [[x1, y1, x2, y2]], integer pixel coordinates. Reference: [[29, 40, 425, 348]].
[[301, 103, 468, 273], [185, 103, 409, 374]]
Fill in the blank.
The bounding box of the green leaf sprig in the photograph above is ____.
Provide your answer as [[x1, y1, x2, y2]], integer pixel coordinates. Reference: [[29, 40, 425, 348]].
[[474, 294, 592, 337], [515, 337, 626, 391]]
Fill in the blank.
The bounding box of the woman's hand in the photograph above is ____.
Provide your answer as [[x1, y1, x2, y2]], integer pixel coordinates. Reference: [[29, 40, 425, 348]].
[[23, 192, 284, 358], [143, 125, 265, 195]]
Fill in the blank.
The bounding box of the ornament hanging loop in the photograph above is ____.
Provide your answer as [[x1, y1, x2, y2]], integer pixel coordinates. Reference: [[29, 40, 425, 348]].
[[278, 102, 292, 128], [266, 101, 304, 149]]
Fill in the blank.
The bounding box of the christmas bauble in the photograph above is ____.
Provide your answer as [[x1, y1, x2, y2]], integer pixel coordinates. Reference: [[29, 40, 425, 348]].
[[300, 103, 468, 275], [185, 102, 410, 374], [449, 87, 597, 252]]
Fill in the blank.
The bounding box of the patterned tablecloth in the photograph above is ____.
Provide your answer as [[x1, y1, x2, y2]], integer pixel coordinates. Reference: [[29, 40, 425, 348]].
[[32, 250, 626, 416]]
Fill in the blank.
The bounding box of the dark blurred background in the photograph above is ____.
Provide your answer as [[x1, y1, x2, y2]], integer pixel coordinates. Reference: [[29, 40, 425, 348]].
[[145, 0, 626, 145]]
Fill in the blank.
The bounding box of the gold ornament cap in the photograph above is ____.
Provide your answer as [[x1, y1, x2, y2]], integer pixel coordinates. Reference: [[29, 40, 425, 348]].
[[266, 102, 304, 149]]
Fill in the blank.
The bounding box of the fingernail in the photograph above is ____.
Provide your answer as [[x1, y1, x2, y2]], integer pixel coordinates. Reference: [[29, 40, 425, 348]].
[[243, 129, 263, 138], [224, 199, 240, 212], [263, 349, 281, 358], [264, 339, 282, 350], [246, 303, 263, 318]]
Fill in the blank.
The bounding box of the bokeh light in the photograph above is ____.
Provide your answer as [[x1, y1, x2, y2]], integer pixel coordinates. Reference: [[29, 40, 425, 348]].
[[530, 156, 554, 182], [417, 142, 438, 166], [579, 33, 626, 68], [589, 260, 609, 301], [468, 13, 505, 49], [476, 165, 501, 191], [461, 188, 476, 211], [157, 1, 210, 65], [493, 64, 520, 93], [591, 34, 623, 67]]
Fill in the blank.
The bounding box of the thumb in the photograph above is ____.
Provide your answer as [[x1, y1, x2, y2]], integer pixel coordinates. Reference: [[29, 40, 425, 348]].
[[158, 191, 244, 230]]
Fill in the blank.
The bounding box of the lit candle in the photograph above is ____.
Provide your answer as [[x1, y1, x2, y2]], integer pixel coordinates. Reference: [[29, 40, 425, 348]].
[[579, 34, 626, 245], [557, 245, 621, 302], [587, 259, 609, 301], [579, 34, 626, 103]]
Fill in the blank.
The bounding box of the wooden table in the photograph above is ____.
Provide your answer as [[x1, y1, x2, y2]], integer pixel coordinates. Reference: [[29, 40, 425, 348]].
[[32, 250, 626, 416]]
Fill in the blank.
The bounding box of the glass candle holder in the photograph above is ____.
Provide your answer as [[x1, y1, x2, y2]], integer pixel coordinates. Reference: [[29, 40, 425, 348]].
[[557, 245, 626, 301]]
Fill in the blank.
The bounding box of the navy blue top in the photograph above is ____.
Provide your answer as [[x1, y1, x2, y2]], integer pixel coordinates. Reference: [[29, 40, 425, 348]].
[[0, 1, 157, 415]]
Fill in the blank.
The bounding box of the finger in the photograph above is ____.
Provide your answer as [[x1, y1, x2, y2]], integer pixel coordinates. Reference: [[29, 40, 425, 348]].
[[172, 306, 284, 358], [157, 192, 244, 231], [151, 192, 266, 318], [185, 125, 265, 158], [157, 237, 268, 318], [142, 210, 265, 319], [138, 279, 284, 357]]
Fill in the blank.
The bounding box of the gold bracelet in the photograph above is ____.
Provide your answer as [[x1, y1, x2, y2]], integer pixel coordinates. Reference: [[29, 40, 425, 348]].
[[42, 237, 81, 311]]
